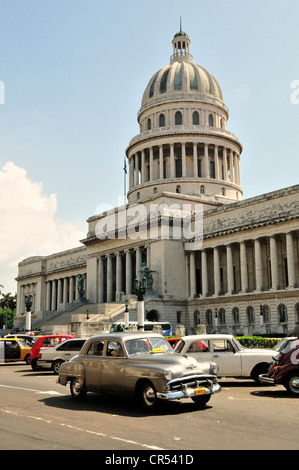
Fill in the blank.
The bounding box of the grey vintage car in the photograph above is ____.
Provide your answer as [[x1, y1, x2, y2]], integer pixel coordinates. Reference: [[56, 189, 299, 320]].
[[57, 332, 221, 409]]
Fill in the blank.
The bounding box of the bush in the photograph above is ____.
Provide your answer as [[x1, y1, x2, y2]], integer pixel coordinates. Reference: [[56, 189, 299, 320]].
[[237, 336, 281, 349]]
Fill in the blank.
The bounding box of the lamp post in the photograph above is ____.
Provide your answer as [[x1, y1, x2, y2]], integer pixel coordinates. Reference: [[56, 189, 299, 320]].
[[24, 294, 33, 332], [124, 298, 129, 330], [214, 308, 218, 333], [134, 277, 147, 331]]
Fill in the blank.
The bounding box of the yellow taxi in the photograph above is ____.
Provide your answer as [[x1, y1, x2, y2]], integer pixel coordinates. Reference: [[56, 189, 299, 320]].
[[0, 337, 31, 364]]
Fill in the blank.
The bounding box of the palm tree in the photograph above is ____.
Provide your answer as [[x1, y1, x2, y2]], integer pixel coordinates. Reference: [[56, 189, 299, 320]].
[[0, 292, 16, 329]]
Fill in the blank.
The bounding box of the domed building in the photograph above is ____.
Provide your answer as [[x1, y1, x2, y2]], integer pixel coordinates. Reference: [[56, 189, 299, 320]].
[[15, 27, 299, 337]]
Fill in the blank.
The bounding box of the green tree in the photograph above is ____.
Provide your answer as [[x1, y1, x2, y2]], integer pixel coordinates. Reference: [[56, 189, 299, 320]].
[[0, 292, 16, 329]]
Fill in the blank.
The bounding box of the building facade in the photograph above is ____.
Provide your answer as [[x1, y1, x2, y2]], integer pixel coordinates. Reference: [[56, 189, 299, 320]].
[[15, 28, 299, 336]]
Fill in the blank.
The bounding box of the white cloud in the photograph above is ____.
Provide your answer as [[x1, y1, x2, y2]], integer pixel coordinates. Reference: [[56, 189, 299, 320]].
[[0, 162, 85, 294]]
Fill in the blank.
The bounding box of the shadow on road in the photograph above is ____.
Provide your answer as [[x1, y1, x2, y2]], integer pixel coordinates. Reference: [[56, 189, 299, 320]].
[[39, 392, 215, 418]]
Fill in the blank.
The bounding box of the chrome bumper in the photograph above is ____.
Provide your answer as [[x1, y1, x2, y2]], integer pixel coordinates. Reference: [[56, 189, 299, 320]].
[[258, 374, 275, 385], [157, 382, 221, 401]]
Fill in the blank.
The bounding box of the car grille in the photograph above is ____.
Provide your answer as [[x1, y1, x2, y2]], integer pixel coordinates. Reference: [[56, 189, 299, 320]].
[[168, 373, 216, 390]]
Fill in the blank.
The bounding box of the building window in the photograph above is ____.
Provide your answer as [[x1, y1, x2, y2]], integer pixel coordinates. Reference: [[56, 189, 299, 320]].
[[232, 307, 240, 325], [210, 161, 215, 178], [295, 303, 299, 323], [147, 118, 151, 130], [200, 185, 205, 194], [222, 187, 225, 196], [206, 309, 213, 326], [278, 304, 288, 323], [208, 114, 214, 127], [175, 159, 182, 177], [176, 185, 181, 193], [137, 191, 140, 200], [261, 305, 270, 324], [175, 111, 182, 125], [219, 308, 226, 325], [153, 187, 158, 193], [247, 306, 255, 325], [192, 111, 199, 125], [159, 113, 165, 127]]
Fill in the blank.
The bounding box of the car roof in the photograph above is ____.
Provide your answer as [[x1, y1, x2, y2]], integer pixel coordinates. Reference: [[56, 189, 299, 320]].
[[86, 332, 164, 342], [179, 334, 235, 341]]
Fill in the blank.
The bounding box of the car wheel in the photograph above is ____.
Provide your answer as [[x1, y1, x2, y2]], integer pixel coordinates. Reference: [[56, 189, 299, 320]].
[[191, 395, 211, 407], [31, 359, 39, 371], [70, 378, 87, 400], [251, 364, 269, 383], [52, 360, 64, 375], [24, 354, 30, 365], [283, 372, 299, 395], [137, 380, 158, 410]]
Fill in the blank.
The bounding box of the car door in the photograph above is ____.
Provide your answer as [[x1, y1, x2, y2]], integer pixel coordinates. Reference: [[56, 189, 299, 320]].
[[5, 340, 21, 361], [100, 341, 126, 393], [184, 339, 213, 364], [83, 340, 105, 392], [211, 338, 241, 376]]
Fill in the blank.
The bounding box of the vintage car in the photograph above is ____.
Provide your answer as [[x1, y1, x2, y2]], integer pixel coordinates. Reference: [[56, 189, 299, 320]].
[[174, 334, 275, 383], [29, 334, 75, 370], [0, 337, 31, 364], [37, 338, 87, 374], [57, 332, 221, 409], [259, 338, 299, 395]]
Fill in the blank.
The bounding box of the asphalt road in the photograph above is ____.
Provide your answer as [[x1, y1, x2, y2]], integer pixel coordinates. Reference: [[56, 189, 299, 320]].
[[0, 362, 298, 452]]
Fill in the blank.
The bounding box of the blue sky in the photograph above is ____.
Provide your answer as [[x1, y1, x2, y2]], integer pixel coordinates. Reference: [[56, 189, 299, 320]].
[[1, 0, 299, 294]]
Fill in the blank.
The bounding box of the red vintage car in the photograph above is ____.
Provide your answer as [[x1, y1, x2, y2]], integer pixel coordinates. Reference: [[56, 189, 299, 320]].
[[259, 338, 299, 395], [29, 334, 74, 370]]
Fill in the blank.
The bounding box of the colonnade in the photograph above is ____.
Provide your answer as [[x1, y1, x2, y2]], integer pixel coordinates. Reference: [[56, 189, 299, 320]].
[[129, 142, 241, 189], [188, 231, 298, 298], [96, 245, 150, 303]]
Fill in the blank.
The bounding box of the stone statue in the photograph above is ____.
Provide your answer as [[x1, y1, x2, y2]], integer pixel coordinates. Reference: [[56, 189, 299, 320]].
[[141, 262, 154, 291], [77, 274, 85, 300]]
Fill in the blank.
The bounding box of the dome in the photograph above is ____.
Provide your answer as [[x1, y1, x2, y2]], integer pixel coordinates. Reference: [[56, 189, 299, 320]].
[[139, 29, 224, 115]]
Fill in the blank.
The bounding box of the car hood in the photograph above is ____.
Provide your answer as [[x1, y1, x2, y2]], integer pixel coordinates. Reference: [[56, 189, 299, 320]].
[[128, 351, 205, 371], [240, 348, 275, 356]]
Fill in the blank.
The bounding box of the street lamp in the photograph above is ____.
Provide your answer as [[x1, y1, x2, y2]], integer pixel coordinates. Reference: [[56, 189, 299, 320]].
[[124, 298, 129, 330], [134, 277, 147, 331], [214, 308, 218, 333], [24, 294, 33, 332]]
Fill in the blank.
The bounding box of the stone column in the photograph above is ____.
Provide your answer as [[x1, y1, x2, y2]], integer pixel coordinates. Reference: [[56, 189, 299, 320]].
[[98, 257, 104, 303], [182, 142, 186, 177], [149, 147, 154, 181], [125, 250, 132, 294], [159, 145, 164, 179], [134, 153, 139, 186], [51, 280, 57, 311], [69, 276, 74, 303], [240, 241, 248, 293], [203, 143, 209, 177], [141, 149, 145, 184], [226, 244, 234, 294], [46, 281, 51, 311], [170, 143, 175, 178], [270, 236, 279, 290], [116, 252, 123, 299], [223, 148, 228, 181], [214, 145, 219, 180], [135, 246, 142, 281], [201, 250, 208, 296], [193, 143, 198, 177], [57, 279, 62, 305], [254, 239, 263, 291], [129, 154, 134, 189], [106, 254, 113, 302], [286, 232, 296, 288], [63, 277, 68, 303], [189, 252, 196, 298], [213, 247, 221, 295]]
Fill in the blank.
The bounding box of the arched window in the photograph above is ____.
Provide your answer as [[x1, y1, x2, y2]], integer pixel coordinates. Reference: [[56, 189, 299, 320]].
[[159, 113, 165, 127], [208, 114, 214, 127], [295, 303, 299, 324], [175, 111, 182, 125], [247, 306, 255, 325], [200, 185, 205, 194], [219, 308, 226, 325], [147, 118, 151, 130], [222, 187, 225, 196], [137, 191, 140, 200], [192, 111, 199, 125], [206, 309, 213, 326], [176, 185, 181, 193], [278, 304, 288, 323], [232, 307, 240, 325], [261, 305, 270, 324]]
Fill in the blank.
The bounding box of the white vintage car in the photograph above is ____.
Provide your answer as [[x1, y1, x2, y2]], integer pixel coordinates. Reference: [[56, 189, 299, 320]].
[[174, 334, 275, 383]]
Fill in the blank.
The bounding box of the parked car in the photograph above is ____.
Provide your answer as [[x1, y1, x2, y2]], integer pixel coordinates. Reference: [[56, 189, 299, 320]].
[[29, 334, 75, 370], [0, 338, 31, 364], [259, 338, 299, 395], [174, 334, 275, 383], [166, 337, 181, 349], [273, 337, 298, 352], [57, 332, 221, 410], [37, 338, 87, 374], [4, 334, 39, 346]]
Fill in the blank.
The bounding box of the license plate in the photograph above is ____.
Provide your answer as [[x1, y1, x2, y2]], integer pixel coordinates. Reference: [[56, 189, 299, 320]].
[[194, 387, 206, 396]]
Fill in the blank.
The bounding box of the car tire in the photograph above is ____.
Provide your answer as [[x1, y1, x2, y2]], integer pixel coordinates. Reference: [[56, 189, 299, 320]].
[[31, 359, 39, 371], [137, 380, 158, 410], [52, 360, 64, 375], [251, 364, 269, 383], [283, 372, 299, 395], [70, 378, 87, 400], [24, 354, 30, 365], [191, 394, 211, 407]]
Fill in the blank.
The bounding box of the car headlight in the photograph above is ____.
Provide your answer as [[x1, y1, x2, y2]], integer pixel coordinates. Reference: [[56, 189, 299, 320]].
[[164, 370, 173, 381], [210, 362, 219, 375]]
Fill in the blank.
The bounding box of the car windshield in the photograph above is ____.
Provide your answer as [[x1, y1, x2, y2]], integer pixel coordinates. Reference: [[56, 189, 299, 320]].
[[281, 339, 299, 355], [274, 338, 297, 352], [17, 340, 28, 348], [125, 336, 173, 356], [232, 337, 245, 351]]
